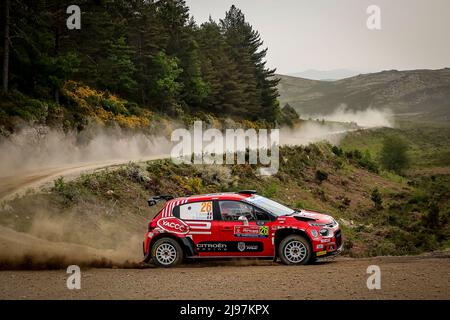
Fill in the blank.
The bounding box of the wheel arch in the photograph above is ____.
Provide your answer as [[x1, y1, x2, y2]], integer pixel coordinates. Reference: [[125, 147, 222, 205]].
[[149, 233, 195, 258], [273, 228, 312, 260]]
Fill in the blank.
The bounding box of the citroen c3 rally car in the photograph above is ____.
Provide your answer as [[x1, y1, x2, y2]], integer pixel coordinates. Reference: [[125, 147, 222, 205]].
[[143, 191, 342, 267]]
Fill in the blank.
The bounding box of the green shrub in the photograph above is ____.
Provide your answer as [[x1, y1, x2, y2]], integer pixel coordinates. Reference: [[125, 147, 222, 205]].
[[280, 103, 299, 126], [195, 165, 234, 188], [331, 145, 343, 157], [380, 135, 410, 174], [345, 149, 379, 173], [125, 164, 151, 185], [52, 177, 79, 203], [315, 170, 328, 183], [422, 202, 440, 229], [185, 177, 203, 194], [358, 150, 379, 173], [345, 149, 362, 160], [371, 188, 383, 209], [102, 98, 129, 115], [262, 182, 278, 198]]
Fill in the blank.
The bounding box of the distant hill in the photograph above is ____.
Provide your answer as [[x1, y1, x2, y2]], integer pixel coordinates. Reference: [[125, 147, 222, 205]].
[[289, 69, 365, 81], [277, 69, 450, 122]]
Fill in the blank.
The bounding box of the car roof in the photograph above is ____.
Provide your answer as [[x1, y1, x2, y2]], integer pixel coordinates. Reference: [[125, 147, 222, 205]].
[[173, 192, 252, 203]]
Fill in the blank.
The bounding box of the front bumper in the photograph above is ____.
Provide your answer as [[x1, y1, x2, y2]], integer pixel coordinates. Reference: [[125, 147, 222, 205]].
[[312, 228, 343, 257]]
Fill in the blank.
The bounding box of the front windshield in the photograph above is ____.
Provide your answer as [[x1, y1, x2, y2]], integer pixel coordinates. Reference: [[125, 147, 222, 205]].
[[245, 195, 295, 216]]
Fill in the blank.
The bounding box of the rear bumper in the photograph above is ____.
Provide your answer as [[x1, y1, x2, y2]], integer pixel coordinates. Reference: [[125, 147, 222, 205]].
[[143, 231, 153, 259]]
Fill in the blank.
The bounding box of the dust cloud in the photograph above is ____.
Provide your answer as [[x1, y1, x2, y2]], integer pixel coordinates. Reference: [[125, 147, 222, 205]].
[[0, 107, 393, 177], [0, 201, 148, 270], [0, 125, 167, 269], [280, 106, 394, 146], [302, 104, 395, 128], [0, 124, 172, 177], [280, 121, 353, 146]]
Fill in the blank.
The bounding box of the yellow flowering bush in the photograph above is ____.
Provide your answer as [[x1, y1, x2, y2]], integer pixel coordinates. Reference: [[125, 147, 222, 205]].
[[62, 81, 153, 129]]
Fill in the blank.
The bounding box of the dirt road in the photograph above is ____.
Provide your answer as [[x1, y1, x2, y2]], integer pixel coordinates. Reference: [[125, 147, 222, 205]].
[[0, 255, 448, 300], [0, 154, 169, 201]]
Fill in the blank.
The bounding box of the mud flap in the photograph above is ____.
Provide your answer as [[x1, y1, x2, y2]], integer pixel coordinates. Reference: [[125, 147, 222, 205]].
[[180, 237, 196, 257], [142, 241, 152, 263]]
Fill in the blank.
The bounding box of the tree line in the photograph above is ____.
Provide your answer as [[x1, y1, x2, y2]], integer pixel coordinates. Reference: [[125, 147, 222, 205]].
[[0, 0, 281, 123]]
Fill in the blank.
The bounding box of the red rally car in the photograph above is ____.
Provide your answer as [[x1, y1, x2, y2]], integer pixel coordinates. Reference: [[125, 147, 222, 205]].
[[143, 191, 342, 267]]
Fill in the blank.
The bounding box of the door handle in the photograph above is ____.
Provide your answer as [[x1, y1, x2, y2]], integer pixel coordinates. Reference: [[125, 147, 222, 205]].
[[221, 226, 233, 231]]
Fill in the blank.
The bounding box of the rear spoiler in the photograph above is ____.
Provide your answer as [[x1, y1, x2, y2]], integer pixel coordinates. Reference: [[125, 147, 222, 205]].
[[147, 195, 174, 207], [238, 190, 257, 195]]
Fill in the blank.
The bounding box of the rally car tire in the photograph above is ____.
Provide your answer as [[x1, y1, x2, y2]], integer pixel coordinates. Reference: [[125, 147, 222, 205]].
[[278, 234, 312, 265], [151, 238, 184, 267]]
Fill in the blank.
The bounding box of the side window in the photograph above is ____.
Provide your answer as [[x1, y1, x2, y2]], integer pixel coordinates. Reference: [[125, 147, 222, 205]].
[[178, 201, 213, 221], [253, 206, 272, 221], [219, 201, 256, 221]]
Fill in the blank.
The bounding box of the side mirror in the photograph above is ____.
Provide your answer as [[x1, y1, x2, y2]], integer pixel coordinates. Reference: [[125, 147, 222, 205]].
[[238, 215, 249, 226]]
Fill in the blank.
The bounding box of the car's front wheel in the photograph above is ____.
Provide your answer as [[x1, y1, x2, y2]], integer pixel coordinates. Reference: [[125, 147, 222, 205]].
[[278, 234, 312, 265], [151, 238, 183, 267]]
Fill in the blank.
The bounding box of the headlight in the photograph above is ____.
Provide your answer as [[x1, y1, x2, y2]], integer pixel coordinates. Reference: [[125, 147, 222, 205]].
[[320, 229, 334, 237], [331, 218, 339, 227], [310, 229, 318, 237]]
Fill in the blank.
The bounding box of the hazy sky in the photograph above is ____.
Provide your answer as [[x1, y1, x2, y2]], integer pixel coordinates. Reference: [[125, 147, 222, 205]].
[[185, 0, 450, 74]]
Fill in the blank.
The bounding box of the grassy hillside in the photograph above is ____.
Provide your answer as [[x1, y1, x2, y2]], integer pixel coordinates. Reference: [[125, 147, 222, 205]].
[[1, 144, 448, 259], [341, 122, 450, 169], [277, 69, 450, 122]]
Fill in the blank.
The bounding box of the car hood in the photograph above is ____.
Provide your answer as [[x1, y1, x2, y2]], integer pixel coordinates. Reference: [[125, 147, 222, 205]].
[[290, 210, 334, 224]]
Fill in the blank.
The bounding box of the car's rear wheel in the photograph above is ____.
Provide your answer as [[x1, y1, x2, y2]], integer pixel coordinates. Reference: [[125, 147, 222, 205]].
[[151, 238, 183, 267], [278, 234, 312, 265]]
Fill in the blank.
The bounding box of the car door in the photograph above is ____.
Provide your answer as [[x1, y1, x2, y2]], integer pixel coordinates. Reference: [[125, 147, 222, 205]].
[[213, 200, 275, 257], [174, 200, 217, 256]]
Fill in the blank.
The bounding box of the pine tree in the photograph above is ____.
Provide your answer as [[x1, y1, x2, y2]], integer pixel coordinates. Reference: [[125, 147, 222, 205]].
[[150, 51, 183, 115], [65, 1, 117, 93], [2, 0, 10, 93], [220, 5, 280, 122], [196, 19, 242, 115], [99, 36, 137, 96], [156, 0, 208, 111], [3, 1, 280, 122], [127, 0, 168, 106]]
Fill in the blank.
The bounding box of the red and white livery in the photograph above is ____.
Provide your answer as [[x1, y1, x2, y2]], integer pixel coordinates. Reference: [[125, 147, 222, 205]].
[[143, 191, 343, 267]]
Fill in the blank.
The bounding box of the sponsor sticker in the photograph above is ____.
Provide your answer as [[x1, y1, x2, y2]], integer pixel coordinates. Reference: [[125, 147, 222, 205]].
[[197, 241, 263, 252], [197, 242, 228, 252], [234, 225, 269, 238], [157, 217, 190, 235], [259, 226, 269, 236], [316, 250, 327, 256], [237, 242, 246, 252]]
